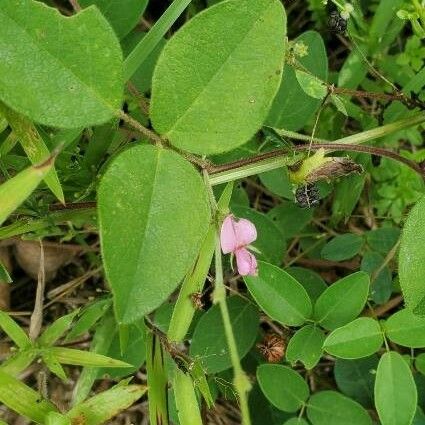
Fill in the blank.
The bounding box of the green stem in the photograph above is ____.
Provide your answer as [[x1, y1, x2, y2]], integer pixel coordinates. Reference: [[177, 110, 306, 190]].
[[213, 234, 252, 425]]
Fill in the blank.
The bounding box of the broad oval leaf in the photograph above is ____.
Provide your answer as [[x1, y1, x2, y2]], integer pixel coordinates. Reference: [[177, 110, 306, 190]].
[[190, 296, 259, 373], [0, 0, 123, 128], [399, 196, 425, 316], [150, 0, 286, 155], [385, 309, 425, 348], [314, 272, 370, 330], [286, 267, 328, 302], [284, 419, 309, 425], [375, 351, 417, 425], [98, 145, 210, 324], [323, 318, 383, 359], [307, 391, 372, 425], [286, 324, 325, 369], [257, 364, 309, 412], [321, 234, 363, 262], [244, 261, 312, 326]]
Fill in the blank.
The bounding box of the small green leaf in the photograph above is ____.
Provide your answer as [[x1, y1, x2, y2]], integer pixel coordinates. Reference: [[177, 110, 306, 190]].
[[332, 95, 348, 116], [79, 0, 148, 39], [244, 261, 312, 326], [385, 309, 425, 348], [286, 267, 327, 302], [190, 296, 259, 374], [0, 310, 31, 349], [334, 356, 378, 407], [174, 369, 203, 425], [150, 0, 286, 154], [45, 412, 71, 425], [98, 145, 210, 324], [0, 262, 12, 283], [0, 0, 123, 128], [321, 234, 363, 262], [375, 351, 417, 425], [286, 324, 325, 369], [284, 419, 309, 425], [67, 383, 146, 425], [314, 272, 370, 330], [42, 352, 68, 381], [0, 369, 58, 423], [323, 318, 383, 359], [399, 196, 425, 316], [415, 353, 425, 375], [267, 31, 328, 131], [0, 154, 56, 226], [0, 104, 64, 202], [295, 70, 327, 99], [65, 298, 112, 342], [48, 347, 132, 368], [0, 349, 38, 376], [307, 391, 372, 425], [257, 364, 310, 412], [38, 310, 80, 347]]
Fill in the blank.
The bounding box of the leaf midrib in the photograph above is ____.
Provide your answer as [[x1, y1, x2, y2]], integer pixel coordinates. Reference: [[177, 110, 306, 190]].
[[166, 0, 276, 136]]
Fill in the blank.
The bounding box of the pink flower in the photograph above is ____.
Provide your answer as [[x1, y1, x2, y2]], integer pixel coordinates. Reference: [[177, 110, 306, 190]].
[[220, 215, 258, 276]]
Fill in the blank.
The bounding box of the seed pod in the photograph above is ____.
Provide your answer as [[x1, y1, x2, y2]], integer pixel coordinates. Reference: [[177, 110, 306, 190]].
[[257, 334, 286, 363], [295, 184, 321, 208]]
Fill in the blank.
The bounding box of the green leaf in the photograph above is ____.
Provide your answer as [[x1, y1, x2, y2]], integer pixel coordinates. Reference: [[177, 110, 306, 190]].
[[361, 251, 393, 305], [283, 419, 309, 425], [307, 391, 372, 425], [38, 310, 80, 347], [416, 353, 425, 375], [42, 352, 68, 381], [0, 0, 123, 128], [334, 356, 378, 407], [190, 296, 259, 373], [295, 70, 327, 100], [259, 167, 293, 199], [150, 0, 286, 154], [267, 31, 328, 130], [0, 349, 38, 376], [399, 196, 425, 315], [0, 310, 31, 349], [79, 0, 148, 39], [67, 383, 146, 425], [45, 412, 71, 425], [174, 369, 203, 425], [48, 347, 132, 368], [0, 262, 12, 283], [167, 182, 233, 342], [385, 309, 425, 348], [366, 227, 400, 254], [321, 234, 363, 262], [375, 351, 417, 425], [65, 298, 112, 342], [286, 324, 325, 369], [0, 104, 64, 202], [232, 206, 286, 265], [244, 261, 312, 326], [314, 272, 370, 330], [0, 369, 58, 423], [0, 154, 56, 226], [98, 145, 210, 324], [286, 267, 328, 302], [323, 318, 383, 359], [257, 364, 309, 412]]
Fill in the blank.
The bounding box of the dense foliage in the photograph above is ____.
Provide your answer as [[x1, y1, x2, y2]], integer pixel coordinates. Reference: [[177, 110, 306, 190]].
[[0, 0, 425, 424]]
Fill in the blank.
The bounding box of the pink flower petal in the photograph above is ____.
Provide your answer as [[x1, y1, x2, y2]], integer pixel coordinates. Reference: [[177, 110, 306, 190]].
[[220, 215, 238, 254], [235, 248, 258, 276], [234, 218, 257, 247]]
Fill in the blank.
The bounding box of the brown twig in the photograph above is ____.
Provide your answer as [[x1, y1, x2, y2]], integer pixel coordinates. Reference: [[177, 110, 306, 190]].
[[29, 240, 45, 341]]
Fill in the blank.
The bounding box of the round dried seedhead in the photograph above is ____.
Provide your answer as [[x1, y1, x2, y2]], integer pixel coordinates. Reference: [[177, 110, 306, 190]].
[[295, 183, 321, 209], [257, 334, 286, 363]]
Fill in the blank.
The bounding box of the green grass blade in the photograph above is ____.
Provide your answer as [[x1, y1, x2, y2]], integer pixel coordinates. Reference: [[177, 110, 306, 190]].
[[0, 310, 31, 349], [174, 369, 203, 425], [124, 0, 193, 81]]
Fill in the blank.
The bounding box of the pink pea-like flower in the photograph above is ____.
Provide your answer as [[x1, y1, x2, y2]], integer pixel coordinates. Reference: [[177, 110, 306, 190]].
[[220, 214, 258, 276]]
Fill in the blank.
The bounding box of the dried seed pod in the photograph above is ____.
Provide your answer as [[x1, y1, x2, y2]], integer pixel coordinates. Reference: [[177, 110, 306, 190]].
[[190, 292, 204, 310], [257, 334, 286, 363], [328, 10, 347, 33], [295, 184, 321, 209]]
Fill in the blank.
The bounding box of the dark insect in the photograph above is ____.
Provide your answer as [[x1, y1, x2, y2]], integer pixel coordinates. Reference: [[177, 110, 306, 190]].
[[328, 10, 347, 33], [190, 292, 204, 310], [295, 184, 320, 209], [257, 334, 286, 363]]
